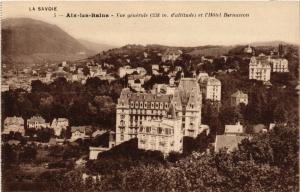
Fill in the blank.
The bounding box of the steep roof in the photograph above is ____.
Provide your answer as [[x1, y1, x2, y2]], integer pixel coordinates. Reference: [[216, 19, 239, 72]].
[[206, 77, 221, 86], [129, 93, 173, 103], [4, 116, 24, 124], [178, 78, 201, 106], [250, 56, 271, 67], [215, 135, 247, 152], [27, 116, 46, 124], [71, 126, 86, 133], [225, 122, 244, 134], [231, 90, 248, 98], [163, 49, 182, 55]]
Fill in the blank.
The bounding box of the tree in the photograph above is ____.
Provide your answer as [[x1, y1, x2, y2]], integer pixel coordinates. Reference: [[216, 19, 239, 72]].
[[31, 80, 47, 92], [36, 128, 54, 143], [19, 145, 37, 162]]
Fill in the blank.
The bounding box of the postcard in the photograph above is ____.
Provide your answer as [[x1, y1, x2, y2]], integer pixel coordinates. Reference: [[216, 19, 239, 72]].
[[1, 1, 299, 192]]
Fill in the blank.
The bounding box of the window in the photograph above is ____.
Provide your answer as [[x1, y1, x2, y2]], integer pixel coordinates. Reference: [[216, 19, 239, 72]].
[[121, 134, 124, 141], [155, 102, 159, 109], [146, 127, 151, 133], [130, 101, 134, 108], [158, 127, 162, 134], [144, 102, 147, 108], [151, 102, 154, 108], [140, 102, 143, 108]]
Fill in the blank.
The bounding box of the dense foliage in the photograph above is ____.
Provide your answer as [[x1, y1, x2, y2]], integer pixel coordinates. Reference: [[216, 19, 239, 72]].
[[45, 126, 298, 192], [2, 77, 123, 129]]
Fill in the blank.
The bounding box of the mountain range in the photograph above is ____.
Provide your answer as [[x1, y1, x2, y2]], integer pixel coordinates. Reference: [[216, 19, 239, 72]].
[[1, 17, 294, 66], [1, 18, 113, 65]]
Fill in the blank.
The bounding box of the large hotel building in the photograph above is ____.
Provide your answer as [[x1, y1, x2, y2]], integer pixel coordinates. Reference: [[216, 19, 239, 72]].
[[115, 78, 206, 154]]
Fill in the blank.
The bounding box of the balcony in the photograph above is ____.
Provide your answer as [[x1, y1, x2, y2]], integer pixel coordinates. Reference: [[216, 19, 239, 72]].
[[119, 124, 126, 128]]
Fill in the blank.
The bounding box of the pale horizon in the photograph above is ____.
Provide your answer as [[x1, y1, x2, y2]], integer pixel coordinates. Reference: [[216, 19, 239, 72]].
[[2, 1, 299, 47]]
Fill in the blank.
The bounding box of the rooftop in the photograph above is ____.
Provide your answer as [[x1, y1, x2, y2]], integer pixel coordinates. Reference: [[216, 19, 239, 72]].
[[231, 90, 248, 98], [27, 116, 46, 124], [215, 135, 248, 152]]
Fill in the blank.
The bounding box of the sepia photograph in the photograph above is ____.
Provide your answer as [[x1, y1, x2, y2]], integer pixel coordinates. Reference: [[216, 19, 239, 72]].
[[1, 1, 299, 191]]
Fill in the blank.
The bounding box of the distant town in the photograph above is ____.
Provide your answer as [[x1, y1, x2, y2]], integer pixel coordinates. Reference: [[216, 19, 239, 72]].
[[2, 43, 299, 191]]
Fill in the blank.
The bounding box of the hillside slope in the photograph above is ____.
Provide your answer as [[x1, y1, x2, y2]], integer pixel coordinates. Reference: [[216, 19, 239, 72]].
[[2, 18, 93, 64]]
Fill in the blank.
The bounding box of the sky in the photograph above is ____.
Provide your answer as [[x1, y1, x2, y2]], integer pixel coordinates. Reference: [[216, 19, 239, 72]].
[[2, 1, 300, 47]]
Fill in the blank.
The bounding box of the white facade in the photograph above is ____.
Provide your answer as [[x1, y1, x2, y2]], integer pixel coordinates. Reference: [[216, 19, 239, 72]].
[[71, 126, 87, 140], [138, 118, 183, 154], [225, 122, 244, 135], [244, 45, 253, 54], [249, 56, 271, 82], [118, 66, 136, 78], [199, 76, 221, 102], [115, 78, 203, 153], [119, 66, 147, 78], [231, 90, 248, 107], [1, 84, 9, 92], [197, 72, 209, 82], [3, 116, 25, 136], [161, 50, 182, 62], [51, 118, 69, 136], [128, 75, 145, 92], [27, 116, 48, 129], [271, 58, 289, 72], [89, 147, 110, 160]]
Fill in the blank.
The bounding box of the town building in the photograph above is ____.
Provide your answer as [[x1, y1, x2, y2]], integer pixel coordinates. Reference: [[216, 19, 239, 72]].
[[138, 117, 183, 154], [270, 56, 289, 72], [50, 118, 69, 137], [128, 74, 145, 92], [199, 76, 221, 102], [136, 67, 147, 76], [169, 77, 175, 87], [71, 126, 91, 141], [161, 50, 182, 63], [175, 66, 182, 72], [119, 66, 147, 78], [3, 116, 25, 136], [89, 147, 110, 160], [249, 56, 271, 82], [197, 72, 209, 82], [90, 65, 107, 77], [27, 116, 49, 129], [119, 66, 135, 78], [162, 65, 170, 72], [89, 131, 116, 159], [115, 78, 203, 150], [1, 84, 9, 92], [91, 130, 106, 138], [152, 84, 176, 95], [224, 122, 244, 135], [43, 72, 53, 83], [244, 44, 254, 54], [151, 64, 160, 74], [214, 135, 248, 153], [231, 90, 248, 107], [201, 56, 213, 64]]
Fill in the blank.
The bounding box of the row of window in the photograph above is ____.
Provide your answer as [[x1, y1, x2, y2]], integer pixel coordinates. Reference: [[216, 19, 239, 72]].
[[139, 126, 174, 135], [130, 101, 169, 109], [129, 109, 166, 115]]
